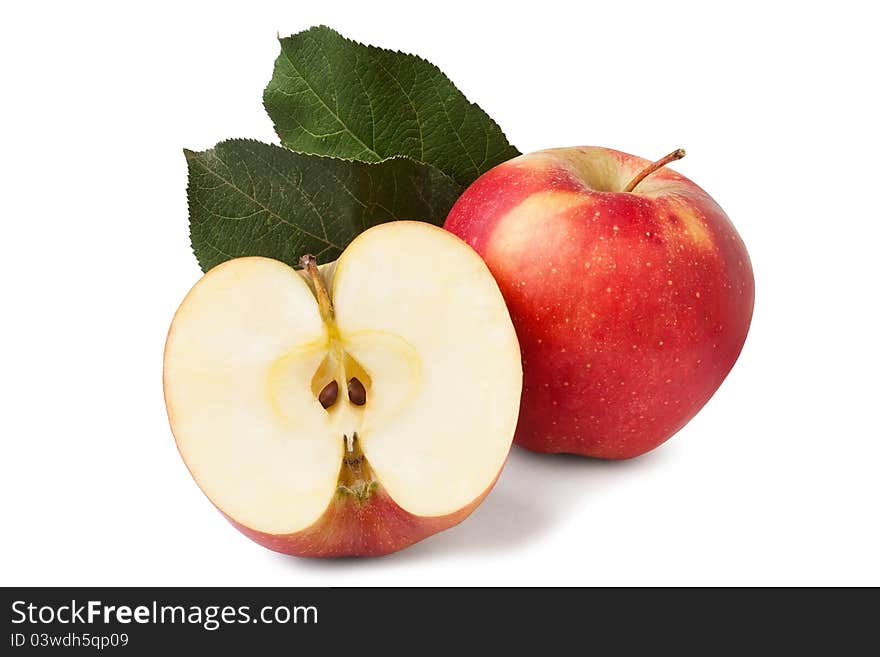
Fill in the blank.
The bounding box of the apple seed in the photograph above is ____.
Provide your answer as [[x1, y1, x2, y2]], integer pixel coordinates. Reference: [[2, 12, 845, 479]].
[[318, 380, 339, 409], [348, 377, 366, 406]]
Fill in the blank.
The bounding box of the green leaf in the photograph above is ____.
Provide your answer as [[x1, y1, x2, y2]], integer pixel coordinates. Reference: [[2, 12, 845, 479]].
[[264, 26, 520, 188], [185, 139, 462, 272]]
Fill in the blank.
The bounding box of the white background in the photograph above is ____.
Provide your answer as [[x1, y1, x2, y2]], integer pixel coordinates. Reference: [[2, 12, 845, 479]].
[[2, 0, 878, 586]]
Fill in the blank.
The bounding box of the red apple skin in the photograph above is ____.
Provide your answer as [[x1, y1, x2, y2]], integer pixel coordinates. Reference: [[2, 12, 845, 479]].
[[225, 479, 496, 558], [444, 146, 754, 459]]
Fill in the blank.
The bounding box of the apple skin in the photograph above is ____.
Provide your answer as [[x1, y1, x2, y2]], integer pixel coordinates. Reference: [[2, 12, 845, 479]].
[[225, 478, 496, 558], [444, 146, 754, 459]]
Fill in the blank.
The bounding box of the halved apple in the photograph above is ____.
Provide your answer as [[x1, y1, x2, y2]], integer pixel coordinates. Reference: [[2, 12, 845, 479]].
[[163, 221, 522, 557]]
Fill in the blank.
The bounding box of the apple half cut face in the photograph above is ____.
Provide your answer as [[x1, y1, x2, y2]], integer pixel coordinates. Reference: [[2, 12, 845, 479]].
[[163, 222, 522, 557]]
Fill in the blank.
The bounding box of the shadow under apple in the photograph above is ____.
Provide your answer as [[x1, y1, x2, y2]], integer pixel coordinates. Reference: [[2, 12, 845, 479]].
[[273, 443, 675, 569]]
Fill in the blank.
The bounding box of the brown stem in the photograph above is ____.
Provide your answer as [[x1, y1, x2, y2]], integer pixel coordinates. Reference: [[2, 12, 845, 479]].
[[624, 148, 686, 193], [299, 254, 333, 321]]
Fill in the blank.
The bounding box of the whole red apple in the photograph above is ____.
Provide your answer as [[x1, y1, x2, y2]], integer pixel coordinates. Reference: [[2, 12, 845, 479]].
[[445, 147, 754, 459]]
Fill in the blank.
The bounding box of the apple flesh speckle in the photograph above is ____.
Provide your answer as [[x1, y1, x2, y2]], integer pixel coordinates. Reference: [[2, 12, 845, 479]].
[[445, 146, 754, 459], [163, 222, 522, 556]]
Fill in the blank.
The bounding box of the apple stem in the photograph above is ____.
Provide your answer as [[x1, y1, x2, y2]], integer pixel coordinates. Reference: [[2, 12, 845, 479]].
[[300, 254, 333, 321], [623, 148, 686, 193]]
